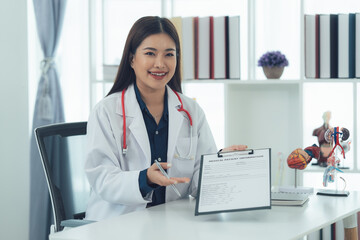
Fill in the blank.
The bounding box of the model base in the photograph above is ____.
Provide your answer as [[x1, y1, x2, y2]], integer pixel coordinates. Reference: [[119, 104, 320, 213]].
[[317, 189, 350, 197]]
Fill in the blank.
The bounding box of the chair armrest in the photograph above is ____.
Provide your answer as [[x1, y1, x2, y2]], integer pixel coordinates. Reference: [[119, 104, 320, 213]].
[[73, 211, 86, 219], [60, 219, 95, 228]]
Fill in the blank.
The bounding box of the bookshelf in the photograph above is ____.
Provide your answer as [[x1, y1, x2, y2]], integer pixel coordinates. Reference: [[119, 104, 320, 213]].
[[89, 0, 360, 189], [180, 0, 360, 189]]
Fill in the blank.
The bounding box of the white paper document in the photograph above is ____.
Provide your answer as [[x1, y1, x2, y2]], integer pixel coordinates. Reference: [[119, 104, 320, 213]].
[[195, 148, 271, 215]]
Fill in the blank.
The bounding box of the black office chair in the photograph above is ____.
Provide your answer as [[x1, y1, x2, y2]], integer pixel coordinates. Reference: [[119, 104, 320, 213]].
[[35, 122, 94, 233]]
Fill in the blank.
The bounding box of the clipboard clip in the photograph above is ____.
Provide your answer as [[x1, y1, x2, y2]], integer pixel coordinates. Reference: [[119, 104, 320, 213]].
[[217, 149, 254, 158]]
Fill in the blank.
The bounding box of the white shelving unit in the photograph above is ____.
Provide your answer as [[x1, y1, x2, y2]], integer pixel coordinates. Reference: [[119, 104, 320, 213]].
[[183, 79, 302, 185], [89, 0, 360, 188], [224, 81, 302, 185]]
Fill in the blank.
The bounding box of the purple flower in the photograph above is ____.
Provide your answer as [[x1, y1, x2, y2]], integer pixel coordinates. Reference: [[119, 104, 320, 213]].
[[257, 51, 289, 67]]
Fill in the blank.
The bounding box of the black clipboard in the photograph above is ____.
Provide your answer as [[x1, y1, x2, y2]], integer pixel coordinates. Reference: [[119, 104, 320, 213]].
[[195, 148, 271, 216]]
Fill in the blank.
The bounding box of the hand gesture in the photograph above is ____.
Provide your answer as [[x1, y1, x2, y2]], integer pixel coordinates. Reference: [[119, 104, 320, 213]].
[[147, 162, 190, 186], [221, 144, 248, 152]]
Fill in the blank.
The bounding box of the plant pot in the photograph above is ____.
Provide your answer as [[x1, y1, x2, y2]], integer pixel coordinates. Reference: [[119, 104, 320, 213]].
[[262, 66, 284, 79]]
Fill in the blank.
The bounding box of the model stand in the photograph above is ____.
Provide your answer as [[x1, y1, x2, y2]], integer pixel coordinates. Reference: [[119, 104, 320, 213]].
[[317, 126, 350, 197]]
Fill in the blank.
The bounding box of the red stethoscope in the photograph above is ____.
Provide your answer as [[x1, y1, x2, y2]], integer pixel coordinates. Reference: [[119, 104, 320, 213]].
[[121, 88, 194, 160]]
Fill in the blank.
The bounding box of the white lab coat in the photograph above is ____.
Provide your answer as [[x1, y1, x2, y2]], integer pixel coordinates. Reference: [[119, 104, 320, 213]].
[[85, 84, 217, 221]]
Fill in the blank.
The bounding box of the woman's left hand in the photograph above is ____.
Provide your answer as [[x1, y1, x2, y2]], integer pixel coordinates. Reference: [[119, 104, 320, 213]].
[[221, 144, 248, 152]]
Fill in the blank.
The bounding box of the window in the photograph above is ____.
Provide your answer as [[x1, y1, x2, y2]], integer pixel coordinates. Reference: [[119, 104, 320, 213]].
[[90, 0, 162, 107], [102, 0, 162, 65], [28, 0, 90, 126], [57, 0, 90, 122]]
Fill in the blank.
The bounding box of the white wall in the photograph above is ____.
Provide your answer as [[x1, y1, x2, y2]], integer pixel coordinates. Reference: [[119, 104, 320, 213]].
[[0, 1, 29, 240]]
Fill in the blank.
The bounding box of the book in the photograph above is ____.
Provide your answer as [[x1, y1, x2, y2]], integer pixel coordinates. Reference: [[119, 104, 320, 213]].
[[198, 17, 211, 79], [181, 17, 195, 80], [330, 14, 339, 78], [315, 14, 320, 78], [213, 16, 226, 79], [228, 16, 240, 79], [349, 13, 356, 78], [271, 192, 310, 206], [319, 14, 331, 78], [194, 17, 199, 79], [357, 13, 360, 78], [210, 16, 214, 79], [305, 15, 316, 78], [170, 17, 183, 78], [225, 16, 230, 79], [338, 13, 356, 78]]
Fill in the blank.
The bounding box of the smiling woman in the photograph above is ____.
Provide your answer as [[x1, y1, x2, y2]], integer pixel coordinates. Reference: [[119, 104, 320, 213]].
[[131, 33, 177, 124], [107, 17, 182, 96], [130, 33, 177, 94], [84, 16, 246, 221]]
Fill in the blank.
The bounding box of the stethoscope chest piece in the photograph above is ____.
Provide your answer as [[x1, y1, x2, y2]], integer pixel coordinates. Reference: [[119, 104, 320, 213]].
[[122, 147, 127, 155]]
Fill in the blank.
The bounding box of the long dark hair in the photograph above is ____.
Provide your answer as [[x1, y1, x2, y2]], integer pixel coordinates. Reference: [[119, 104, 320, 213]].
[[107, 16, 182, 96]]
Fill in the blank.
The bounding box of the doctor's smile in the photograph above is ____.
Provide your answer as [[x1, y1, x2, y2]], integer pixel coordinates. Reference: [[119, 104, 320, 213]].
[[131, 32, 177, 91], [149, 71, 168, 80]]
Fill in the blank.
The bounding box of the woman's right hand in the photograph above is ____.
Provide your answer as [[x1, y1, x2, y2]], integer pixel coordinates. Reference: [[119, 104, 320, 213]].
[[147, 162, 190, 186], [221, 144, 248, 152]]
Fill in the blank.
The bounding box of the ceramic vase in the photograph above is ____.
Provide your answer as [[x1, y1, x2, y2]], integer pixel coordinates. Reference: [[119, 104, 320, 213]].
[[262, 66, 284, 79]]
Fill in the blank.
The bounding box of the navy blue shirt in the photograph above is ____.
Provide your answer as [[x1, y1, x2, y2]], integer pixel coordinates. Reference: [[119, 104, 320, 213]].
[[135, 83, 169, 207]]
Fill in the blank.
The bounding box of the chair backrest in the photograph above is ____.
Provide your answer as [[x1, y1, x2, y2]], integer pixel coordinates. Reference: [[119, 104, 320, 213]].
[[35, 122, 90, 232]]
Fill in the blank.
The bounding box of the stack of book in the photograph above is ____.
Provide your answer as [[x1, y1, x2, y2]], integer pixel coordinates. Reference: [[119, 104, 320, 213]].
[[171, 16, 241, 80], [271, 192, 310, 206], [304, 13, 360, 79]]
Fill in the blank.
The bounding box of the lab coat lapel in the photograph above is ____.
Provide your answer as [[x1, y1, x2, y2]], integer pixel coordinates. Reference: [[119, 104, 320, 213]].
[[167, 85, 184, 163], [117, 84, 151, 164]]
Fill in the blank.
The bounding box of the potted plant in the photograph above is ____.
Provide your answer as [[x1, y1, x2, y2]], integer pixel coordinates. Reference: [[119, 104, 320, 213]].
[[257, 51, 289, 79]]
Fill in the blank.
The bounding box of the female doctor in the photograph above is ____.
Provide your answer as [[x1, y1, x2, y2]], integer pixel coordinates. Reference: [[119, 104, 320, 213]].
[[85, 16, 247, 221]]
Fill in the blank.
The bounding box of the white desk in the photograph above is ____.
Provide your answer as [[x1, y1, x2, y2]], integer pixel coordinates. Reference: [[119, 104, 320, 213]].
[[50, 192, 360, 240]]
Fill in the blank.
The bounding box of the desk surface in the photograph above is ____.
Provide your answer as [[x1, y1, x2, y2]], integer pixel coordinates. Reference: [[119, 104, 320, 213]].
[[50, 191, 360, 240]]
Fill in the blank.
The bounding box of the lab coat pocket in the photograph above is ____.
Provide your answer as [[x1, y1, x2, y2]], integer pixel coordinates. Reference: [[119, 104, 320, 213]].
[[172, 137, 197, 178]]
